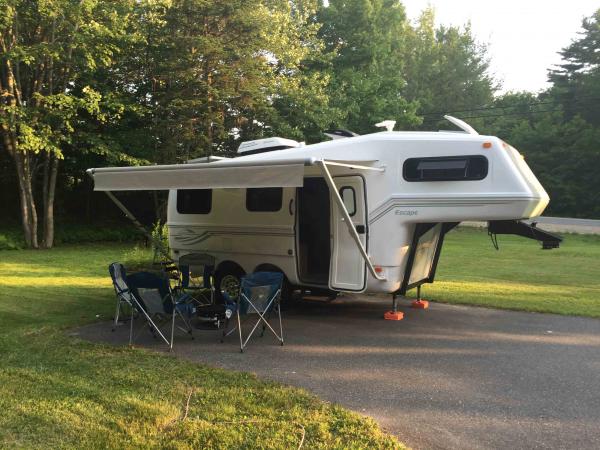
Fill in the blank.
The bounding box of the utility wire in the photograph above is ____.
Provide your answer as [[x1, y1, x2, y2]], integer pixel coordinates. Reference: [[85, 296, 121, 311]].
[[418, 94, 600, 117], [421, 104, 599, 124]]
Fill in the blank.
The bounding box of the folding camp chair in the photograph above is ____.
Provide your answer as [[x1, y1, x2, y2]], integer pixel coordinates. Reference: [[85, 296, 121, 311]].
[[222, 271, 284, 352], [177, 253, 216, 305], [109, 262, 133, 331], [108, 263, 195, 350]]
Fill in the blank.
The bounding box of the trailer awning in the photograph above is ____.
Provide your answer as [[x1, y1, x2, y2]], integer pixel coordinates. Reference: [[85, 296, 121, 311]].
[[88, 156, 387, 282], [86, 157, 382, 191], [87, 159, 311, 191]]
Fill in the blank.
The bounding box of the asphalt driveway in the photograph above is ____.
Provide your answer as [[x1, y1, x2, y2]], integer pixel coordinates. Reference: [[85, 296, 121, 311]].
[[77, 296, 600, 449]]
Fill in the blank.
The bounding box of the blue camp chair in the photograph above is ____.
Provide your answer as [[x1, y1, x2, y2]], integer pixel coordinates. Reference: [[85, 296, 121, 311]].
[[222, 272, 284, 352], [108, 262, 196, 350], [109, 262, 133, 331]]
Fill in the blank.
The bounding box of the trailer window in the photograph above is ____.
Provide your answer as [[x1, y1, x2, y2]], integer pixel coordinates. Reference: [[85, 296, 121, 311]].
[[339, 186, 356, 216], [177, 189, 212, 214], [403, 155, 488, 181], [246, 188, 282, 212]]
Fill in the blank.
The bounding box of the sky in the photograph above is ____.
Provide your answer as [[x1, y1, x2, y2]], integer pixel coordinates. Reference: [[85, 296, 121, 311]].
[[401, 0, 599, 94]]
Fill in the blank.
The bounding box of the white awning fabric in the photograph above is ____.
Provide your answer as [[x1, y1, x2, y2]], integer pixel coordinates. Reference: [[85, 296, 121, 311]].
[[87, 157, 383, 191], [87, 159, 311, 191]]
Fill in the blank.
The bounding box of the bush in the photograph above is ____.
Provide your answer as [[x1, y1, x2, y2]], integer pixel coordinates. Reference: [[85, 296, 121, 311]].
[[0, 222, 144, 250], [0, 229, 25, 250]]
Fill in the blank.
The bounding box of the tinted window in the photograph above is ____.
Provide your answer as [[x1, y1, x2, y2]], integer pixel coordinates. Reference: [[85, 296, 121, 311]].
[[246, 188, 283, 212], [403, 155, 488, 181], [176, 189, 212, 214], [339, 186, 356, 216]]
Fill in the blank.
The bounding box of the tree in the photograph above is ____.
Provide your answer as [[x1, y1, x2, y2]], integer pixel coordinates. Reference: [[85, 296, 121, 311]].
[[317, 0, 419, 134], [121, 0, 332, 163], [0, 0, 136, 248], [548, 8, 600, 126], [476, 10, 600, 219], [403, 8, 497, 129]]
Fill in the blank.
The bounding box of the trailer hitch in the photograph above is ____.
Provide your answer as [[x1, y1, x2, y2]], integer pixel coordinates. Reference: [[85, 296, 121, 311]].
[[488, 220, 562, 249]]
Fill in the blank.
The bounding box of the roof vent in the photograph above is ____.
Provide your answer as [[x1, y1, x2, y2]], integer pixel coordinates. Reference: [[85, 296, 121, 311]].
[[237, 137, 300, 155], [324, 129, 360, 140]]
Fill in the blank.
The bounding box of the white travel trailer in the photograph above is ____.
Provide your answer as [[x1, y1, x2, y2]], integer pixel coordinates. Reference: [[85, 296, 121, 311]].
[[87, 117, 561, 304]]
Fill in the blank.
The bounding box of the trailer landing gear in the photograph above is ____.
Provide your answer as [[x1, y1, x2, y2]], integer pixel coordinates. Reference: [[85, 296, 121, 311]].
[[411, 285, 429, 309], [384, 295, 404, 320]]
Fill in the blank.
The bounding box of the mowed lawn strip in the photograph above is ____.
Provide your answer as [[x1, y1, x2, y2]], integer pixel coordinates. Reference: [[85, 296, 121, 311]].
[[0, 244, 403, 449], [415, 227, 600, 317]]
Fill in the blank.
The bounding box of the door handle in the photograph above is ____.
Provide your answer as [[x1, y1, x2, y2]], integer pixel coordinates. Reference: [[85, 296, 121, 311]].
[[289, 198, 294, 215], [356, 225, 366, 234]]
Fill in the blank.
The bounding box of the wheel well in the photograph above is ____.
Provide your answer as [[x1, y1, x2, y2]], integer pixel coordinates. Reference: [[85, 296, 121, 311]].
[[253, 263, 285, 275], [216, 260, 245, 276], [254, 264, 294, 302]]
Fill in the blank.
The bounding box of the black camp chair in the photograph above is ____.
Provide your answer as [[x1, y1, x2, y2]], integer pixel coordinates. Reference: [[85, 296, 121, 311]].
[[108, 263, 196, 349], [221, 271, 284, 352], [177, 253, 216, 306]]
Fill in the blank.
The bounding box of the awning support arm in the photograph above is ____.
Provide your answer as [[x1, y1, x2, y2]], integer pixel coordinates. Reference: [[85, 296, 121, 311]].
[[323, 160, 385, 172], [104, 191, 173, 262], [316, 160, 386, 281]]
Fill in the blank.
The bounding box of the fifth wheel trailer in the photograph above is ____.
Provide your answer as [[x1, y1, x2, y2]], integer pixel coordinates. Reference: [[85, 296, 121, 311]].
[[87, 117, 561, 301]]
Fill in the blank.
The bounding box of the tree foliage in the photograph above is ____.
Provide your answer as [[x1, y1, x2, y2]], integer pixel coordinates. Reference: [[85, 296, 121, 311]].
[[473, 9, 600, 218], [1, 0, 504, 246], [317, 0, 419, 133], [0, 0, 139, 248], [404, 8, 496, 129]]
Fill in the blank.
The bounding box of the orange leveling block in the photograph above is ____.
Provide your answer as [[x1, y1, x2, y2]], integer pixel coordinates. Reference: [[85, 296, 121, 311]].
[[384, 310, 404, 320], [384, 295, 404, 320], [411, 286, 429, 309]]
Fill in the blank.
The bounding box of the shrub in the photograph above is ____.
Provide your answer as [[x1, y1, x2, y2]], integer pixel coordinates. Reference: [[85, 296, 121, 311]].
[[0, 222, 144, 250]]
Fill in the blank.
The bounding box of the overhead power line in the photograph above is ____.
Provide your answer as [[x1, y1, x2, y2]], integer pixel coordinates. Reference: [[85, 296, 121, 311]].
[[418, 94, 600, 117], [421, 103, 599, 124]]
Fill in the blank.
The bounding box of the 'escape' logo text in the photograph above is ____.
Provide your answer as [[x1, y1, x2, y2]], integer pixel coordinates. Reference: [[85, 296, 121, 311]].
[[395, 210, 418, 216]]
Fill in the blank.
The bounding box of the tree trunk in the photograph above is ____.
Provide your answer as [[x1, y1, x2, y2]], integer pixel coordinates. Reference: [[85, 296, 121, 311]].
[[12, 146, 33, 247], [7, 145, 39, 248], [42, 152, 58, 248]]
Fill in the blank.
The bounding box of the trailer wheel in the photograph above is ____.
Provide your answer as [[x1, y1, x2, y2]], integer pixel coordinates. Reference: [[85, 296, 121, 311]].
[[215, 263, 245, 302]]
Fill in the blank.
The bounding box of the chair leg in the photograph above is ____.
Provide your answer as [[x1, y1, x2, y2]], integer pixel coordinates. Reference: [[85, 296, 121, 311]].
[[113, 298, 122, 331], [129, 304, 134, 346], [176, 308, 194, 339], [237, 310, 244, 353], [134, 301, 171, 347], [221, 318, 228, 343], [278, 303, 284, 346], [260, 308, 271, 338], [170, 306, 176, 352]]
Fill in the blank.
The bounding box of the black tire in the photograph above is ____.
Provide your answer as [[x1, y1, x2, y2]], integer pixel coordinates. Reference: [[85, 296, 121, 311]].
[[215, 263, 245, 303], [279, 276, 294, 309]]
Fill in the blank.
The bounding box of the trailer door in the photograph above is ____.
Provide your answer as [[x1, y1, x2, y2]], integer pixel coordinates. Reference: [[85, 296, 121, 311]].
[[329, 175, 367, 291]]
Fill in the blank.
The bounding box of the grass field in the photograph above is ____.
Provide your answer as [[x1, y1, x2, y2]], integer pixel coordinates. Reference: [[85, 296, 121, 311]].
[[1, 228, 598, 448], [415, 227, 600, 317], [0, 244, 403, 449]]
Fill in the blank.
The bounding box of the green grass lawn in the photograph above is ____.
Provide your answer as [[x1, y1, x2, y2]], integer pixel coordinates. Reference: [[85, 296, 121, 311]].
[[1, 229, 598, 448], [414, 227, 600, 317], [0, 244, 403, 449]]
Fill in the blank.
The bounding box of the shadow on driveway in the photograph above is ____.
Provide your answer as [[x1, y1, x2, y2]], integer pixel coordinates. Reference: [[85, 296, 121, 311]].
[[76, 296, 600, 450]]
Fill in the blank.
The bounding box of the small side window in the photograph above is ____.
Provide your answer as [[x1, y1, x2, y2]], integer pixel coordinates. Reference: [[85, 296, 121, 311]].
[[339, 186, 356, 216], [176, 189, 212, 214], [403, 155, 488, 182], [246, 188, 283, 212]]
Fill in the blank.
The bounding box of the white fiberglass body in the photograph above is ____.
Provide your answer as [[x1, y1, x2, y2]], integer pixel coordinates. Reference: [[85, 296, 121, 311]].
[[159, 131, 549, 294]]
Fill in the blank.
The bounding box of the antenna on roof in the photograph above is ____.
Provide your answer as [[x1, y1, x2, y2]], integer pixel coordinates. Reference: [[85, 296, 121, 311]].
[[375, 120, 396, 132], [444, 115, 479, 135]]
